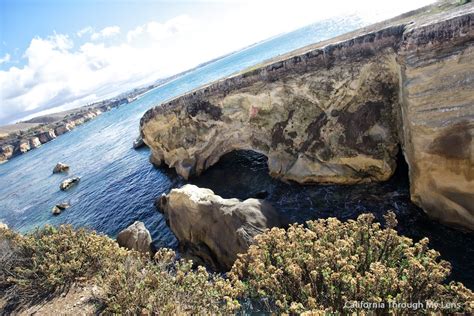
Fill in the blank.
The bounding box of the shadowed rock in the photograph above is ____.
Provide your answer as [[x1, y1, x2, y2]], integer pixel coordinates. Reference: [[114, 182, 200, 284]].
[[157, 184, 282, 270]]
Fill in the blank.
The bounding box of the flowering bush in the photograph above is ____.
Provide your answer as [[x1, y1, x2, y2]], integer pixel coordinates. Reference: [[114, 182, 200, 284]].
[[229, 212, 474, 314], [102, 248, 241, 314], [0, 225, 127, 305]]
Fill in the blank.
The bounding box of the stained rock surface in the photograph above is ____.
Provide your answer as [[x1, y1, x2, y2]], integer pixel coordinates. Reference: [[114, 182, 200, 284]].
[[60, 177, 80, 191], [157, 184, 282, 270], [142, 6, 474, 230]]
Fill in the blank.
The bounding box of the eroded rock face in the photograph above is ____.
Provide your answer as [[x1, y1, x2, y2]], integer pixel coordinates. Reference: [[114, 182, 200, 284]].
[[116, 221, 152, 253], [141, 7, 474, 230], [158, 184, 282, 270], [0, 145, 14, 163], [38, 130, 57, 144], [141, 31, 402, 184], [18, 140, 30, 153], [29, 137, 42, 149], [398, 12, 474, 230]]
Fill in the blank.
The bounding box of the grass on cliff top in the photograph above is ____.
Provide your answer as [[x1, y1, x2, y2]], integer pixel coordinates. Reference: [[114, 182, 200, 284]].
[[1, 212, 473, 314]]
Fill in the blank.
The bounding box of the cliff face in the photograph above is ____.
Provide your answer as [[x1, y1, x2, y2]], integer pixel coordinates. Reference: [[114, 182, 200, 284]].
[[141, 6, 474, 230], [398, 12, 474, 229]]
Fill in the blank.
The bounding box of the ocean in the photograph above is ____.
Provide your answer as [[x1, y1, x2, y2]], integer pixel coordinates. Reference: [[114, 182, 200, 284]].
[[1, 14, 473, 289]]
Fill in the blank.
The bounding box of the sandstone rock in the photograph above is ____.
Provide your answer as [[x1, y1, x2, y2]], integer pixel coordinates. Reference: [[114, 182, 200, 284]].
[[53, 162, 70, 174], [55, 122, 75, 136], [0, 222, 8, 230], [52, 202, 70, 215], [0, 144, 14, 163], [133, 136, 145, 149], [116, 221, 152, 253], [398, 10, 474, 230], [141, 6, 474, 231], [158, 184, 282, 270], [60, 177, 80, 191], [18, 139, 30, 153], [141, 27, 402, 185], [38, 130, 57, 144], [29, 137, 42, 149]]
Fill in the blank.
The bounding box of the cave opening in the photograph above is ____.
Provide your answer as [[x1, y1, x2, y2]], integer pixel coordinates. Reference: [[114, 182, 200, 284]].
[[186, 149, 474, 289]]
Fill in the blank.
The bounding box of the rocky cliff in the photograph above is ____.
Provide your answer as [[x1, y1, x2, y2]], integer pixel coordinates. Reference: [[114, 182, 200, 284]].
[[141, 4, 473, 230]]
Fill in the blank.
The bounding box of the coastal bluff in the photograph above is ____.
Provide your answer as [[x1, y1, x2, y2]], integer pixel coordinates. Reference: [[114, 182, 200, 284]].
[[141, 5, 474, 230]]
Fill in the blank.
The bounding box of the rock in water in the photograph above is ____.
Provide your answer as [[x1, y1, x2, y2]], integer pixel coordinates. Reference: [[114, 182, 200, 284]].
[[133, 136, 145, 149], [0, 222, 8, 230], [53, 162, 70, 174], [116, 221, 152, 253], [157, 184, 282, 270], [52, 202, 70, 215], [60, 177, 80, 191]]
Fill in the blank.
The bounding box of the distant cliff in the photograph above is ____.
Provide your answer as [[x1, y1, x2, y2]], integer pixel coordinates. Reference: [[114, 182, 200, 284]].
[[141, 3, 474, 230]]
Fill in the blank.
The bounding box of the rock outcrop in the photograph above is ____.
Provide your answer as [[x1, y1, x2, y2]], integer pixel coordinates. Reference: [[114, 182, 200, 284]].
[[0, 144, 14, 163], [53, 162, 70, 174], [133, 136, 145, 149], [142, 6, 474, 230], [38, 130, 57, 144], [116, 221, 152, 253], [398, 12, 474, 230], [157, 184, 282, 270], [29, 137, 41, 149], [52, 202, 70, 215], [60, 177, 80, 191]]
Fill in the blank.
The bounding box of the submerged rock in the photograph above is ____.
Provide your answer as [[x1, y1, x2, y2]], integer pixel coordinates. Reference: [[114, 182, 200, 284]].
[[52, 202, 70, 215], [60, 177, 80, 191], [157, 184, 282, 270], [53, 162, 70, 174], [132, 136, 145, 149], [116, 221, 152, 254]]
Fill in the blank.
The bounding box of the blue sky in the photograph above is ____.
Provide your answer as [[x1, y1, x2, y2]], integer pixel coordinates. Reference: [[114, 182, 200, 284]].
[[0, 0, 434, 124]]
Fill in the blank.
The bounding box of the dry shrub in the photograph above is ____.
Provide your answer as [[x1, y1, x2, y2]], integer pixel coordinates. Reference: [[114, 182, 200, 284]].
[[101, 248, 241, 315], [229, 212, 474, 314], [0, 225, 127, 306]]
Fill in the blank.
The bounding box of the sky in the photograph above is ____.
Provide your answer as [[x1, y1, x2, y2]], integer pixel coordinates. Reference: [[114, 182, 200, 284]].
[[0, 0, 435, 125]]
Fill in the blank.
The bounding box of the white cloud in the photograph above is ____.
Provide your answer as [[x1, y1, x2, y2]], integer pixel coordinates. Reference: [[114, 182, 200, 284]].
[[91, 26, 121, 41], [0, 53, 10, 65], [76, 26, 93, 38]]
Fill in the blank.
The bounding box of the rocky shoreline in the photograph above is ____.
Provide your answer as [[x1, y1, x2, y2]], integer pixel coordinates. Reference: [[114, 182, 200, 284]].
[[0, 98, 129, 164]]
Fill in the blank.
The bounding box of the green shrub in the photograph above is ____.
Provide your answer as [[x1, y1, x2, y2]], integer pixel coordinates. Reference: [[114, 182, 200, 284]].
[[229, 212, 474, 314], [0, 225, 127, 304], [101, 248, 241, 315]]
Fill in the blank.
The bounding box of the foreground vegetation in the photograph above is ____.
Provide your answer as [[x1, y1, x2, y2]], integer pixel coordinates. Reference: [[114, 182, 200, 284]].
[[1, 212, 473, 314]]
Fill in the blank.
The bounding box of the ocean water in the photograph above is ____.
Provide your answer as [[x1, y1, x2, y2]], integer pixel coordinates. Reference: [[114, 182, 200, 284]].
[[1, 15, 473, 289]]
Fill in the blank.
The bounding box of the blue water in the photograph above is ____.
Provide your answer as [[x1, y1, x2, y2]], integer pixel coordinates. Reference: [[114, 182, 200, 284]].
[[1, 15, 473, 289]]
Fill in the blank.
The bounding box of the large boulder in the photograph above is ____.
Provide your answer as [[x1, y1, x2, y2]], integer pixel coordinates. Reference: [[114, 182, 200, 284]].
[[157, 184, 282, 270], [116, 221, 152, 254]]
